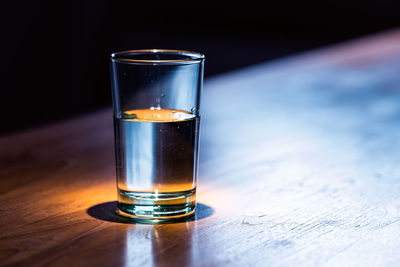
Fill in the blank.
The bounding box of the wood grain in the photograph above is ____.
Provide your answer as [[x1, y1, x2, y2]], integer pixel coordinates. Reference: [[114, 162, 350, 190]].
[[1, 29, 400, 266]]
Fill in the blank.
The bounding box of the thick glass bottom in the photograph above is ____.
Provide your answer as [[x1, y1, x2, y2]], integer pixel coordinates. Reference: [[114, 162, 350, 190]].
[[116, 188, 196, 222]]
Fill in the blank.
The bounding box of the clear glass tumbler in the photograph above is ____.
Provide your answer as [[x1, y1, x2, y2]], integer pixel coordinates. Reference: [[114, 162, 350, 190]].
[[110, 49, 205, 221]]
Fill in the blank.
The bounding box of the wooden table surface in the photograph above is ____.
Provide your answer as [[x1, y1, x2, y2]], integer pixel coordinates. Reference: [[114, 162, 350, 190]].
[[1, 29, 400, 267]]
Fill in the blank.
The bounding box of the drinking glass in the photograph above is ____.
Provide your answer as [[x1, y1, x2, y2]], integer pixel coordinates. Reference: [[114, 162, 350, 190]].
[[110, 49, 205, 221]]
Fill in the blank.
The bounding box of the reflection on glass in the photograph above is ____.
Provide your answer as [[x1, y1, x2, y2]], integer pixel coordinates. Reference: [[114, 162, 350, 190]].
[[111, 50, 204, 221]]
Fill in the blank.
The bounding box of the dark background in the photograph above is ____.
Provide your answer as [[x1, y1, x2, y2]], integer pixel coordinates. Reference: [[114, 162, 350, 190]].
[[1, 0, 399, 134]]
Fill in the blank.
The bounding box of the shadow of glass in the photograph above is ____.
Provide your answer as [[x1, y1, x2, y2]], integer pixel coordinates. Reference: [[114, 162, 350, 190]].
[[87, 201, 214, 224]]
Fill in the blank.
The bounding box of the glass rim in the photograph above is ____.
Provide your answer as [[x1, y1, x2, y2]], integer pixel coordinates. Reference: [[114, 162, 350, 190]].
[[110, 49, 205, 65]]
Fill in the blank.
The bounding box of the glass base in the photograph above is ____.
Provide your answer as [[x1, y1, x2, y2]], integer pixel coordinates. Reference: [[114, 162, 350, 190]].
[[116, 188, 196, 222]]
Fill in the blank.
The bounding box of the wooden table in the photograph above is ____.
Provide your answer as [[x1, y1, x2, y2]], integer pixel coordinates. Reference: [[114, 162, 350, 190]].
[[1, 29, 400, 266]]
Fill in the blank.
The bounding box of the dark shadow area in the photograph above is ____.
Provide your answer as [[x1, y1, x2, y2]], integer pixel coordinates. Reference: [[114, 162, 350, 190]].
[[87, 201, 214, 224]]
